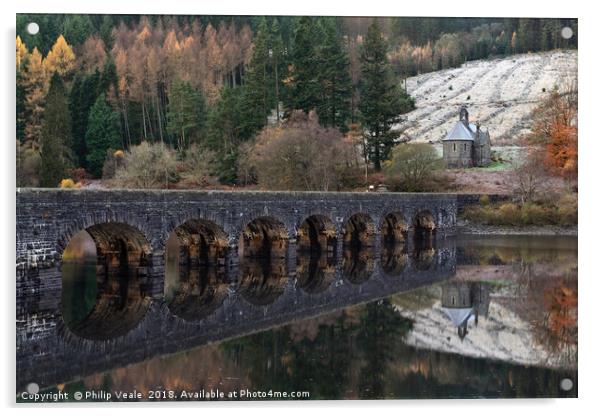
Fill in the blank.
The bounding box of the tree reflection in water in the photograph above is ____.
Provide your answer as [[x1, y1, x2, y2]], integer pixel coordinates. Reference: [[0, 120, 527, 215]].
[[50, 234, 577, 400]]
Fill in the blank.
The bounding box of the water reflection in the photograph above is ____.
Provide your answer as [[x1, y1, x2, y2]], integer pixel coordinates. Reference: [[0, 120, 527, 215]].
[[165, 264, 229, 322], [380, 243, 408, 276], [412, 239, 436, 271], [342, 246, 374, 284], [47, 234, 577, 399], [296, 250, 336, 293], [164, 229, 230, 321], [41, 296, 576, 401], [440, 282, 491, 340], [61, 226, 152, 340], [239, 257, 288, 305]]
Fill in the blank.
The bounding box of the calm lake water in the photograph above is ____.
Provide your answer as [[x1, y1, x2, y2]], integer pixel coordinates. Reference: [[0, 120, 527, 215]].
[[29, 234, 577, 400]]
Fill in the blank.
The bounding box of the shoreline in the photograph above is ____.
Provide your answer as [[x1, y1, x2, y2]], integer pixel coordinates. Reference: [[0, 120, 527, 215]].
[[457, 222, 577, 236]]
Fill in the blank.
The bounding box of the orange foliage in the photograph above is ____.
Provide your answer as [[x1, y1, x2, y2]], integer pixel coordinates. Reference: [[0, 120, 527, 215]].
[[528, 85, 578, 182], [543, 283, 578, 346], [545, 122, 577, 180]]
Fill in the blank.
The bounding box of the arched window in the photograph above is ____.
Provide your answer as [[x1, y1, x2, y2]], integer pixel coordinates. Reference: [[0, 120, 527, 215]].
[[453, 143, 456, 152]]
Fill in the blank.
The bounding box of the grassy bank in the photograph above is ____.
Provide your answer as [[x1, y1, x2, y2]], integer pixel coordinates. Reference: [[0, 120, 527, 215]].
[[461, 194, 577, 227]]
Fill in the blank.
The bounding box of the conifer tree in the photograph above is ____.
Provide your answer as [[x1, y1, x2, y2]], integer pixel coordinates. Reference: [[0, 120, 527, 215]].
[[287, 16, 322, 114], [241, 17, 271, 136], [270, 19, 285, 124], [316, 18, 352, 132], [40, 73, 72, 187], [359, 19, 415, 171], [85, 93, 122, 177], [166, 79, 206, 150], [69, 70, 101, 168], [206, 88, 245, 183]]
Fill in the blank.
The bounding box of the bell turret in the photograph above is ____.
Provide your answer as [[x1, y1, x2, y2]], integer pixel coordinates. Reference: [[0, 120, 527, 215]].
[[459, 106, 469, 125]]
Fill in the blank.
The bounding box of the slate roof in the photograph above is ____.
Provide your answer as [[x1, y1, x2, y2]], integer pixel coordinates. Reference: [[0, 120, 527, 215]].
[[442, 121, 479, 141], [442, 307, 475, 327]]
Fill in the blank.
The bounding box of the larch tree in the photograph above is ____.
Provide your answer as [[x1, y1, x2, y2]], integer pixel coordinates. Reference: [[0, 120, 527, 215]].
[[44, 35, 76, 80], [85, 93, 122, 178], [166, 79, 206, 151], [80, 36, 107, 74], [23, 47, 49, 149], [16, 36, 29, 143], [16, 36, 28, 70], [359, 19, 415, 171], [40, 73, 72, 187]]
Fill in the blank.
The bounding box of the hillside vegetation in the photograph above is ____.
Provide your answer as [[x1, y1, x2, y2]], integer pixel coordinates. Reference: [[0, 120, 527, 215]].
[[402, 50, 577, 145]]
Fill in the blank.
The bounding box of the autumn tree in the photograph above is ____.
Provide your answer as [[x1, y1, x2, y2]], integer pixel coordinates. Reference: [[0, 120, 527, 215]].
[[80, 36, 107, 73], [85, 93, 122, 177], [528, 83, 578, 183], [166, 79, 206, 151], [359, 19, 415, 171], [44, 35, 76, 79], [22, 47, 48, 149], [40, 73, 72, 187], [240, 111, 356, 191], [16, 36, 29, 143]]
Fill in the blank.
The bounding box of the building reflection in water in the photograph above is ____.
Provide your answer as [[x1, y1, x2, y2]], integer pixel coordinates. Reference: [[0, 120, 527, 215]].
[[440, 282, 491, 340]]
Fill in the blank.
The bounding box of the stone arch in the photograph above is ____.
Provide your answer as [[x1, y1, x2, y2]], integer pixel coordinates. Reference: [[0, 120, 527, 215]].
[[61, 222, 153, 340], [297, 214, 337, 253], [380, 212, 409, 245], [413, 210, 437, 244], [164, 219, 230, 322], [342, 213, 376, 248], [161, 210, 231, 251], [56, 212, 156, 258], [237, 216, 289, 306], [239, 216, 289, 258]]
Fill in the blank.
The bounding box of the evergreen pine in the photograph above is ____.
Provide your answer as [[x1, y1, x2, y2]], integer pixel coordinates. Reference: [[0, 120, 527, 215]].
[[166, 78, 206, 150], [241, 17, 271, 137], [287, 16, 322, 114], [206, 88, 245, 183], [270, 19, 285, 124], [40, 73, 72, 187], [85, 93, 121, 178], [69, 70, 101, 168], [316, 18, 352, 132], [359, 19, 415, 171]]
